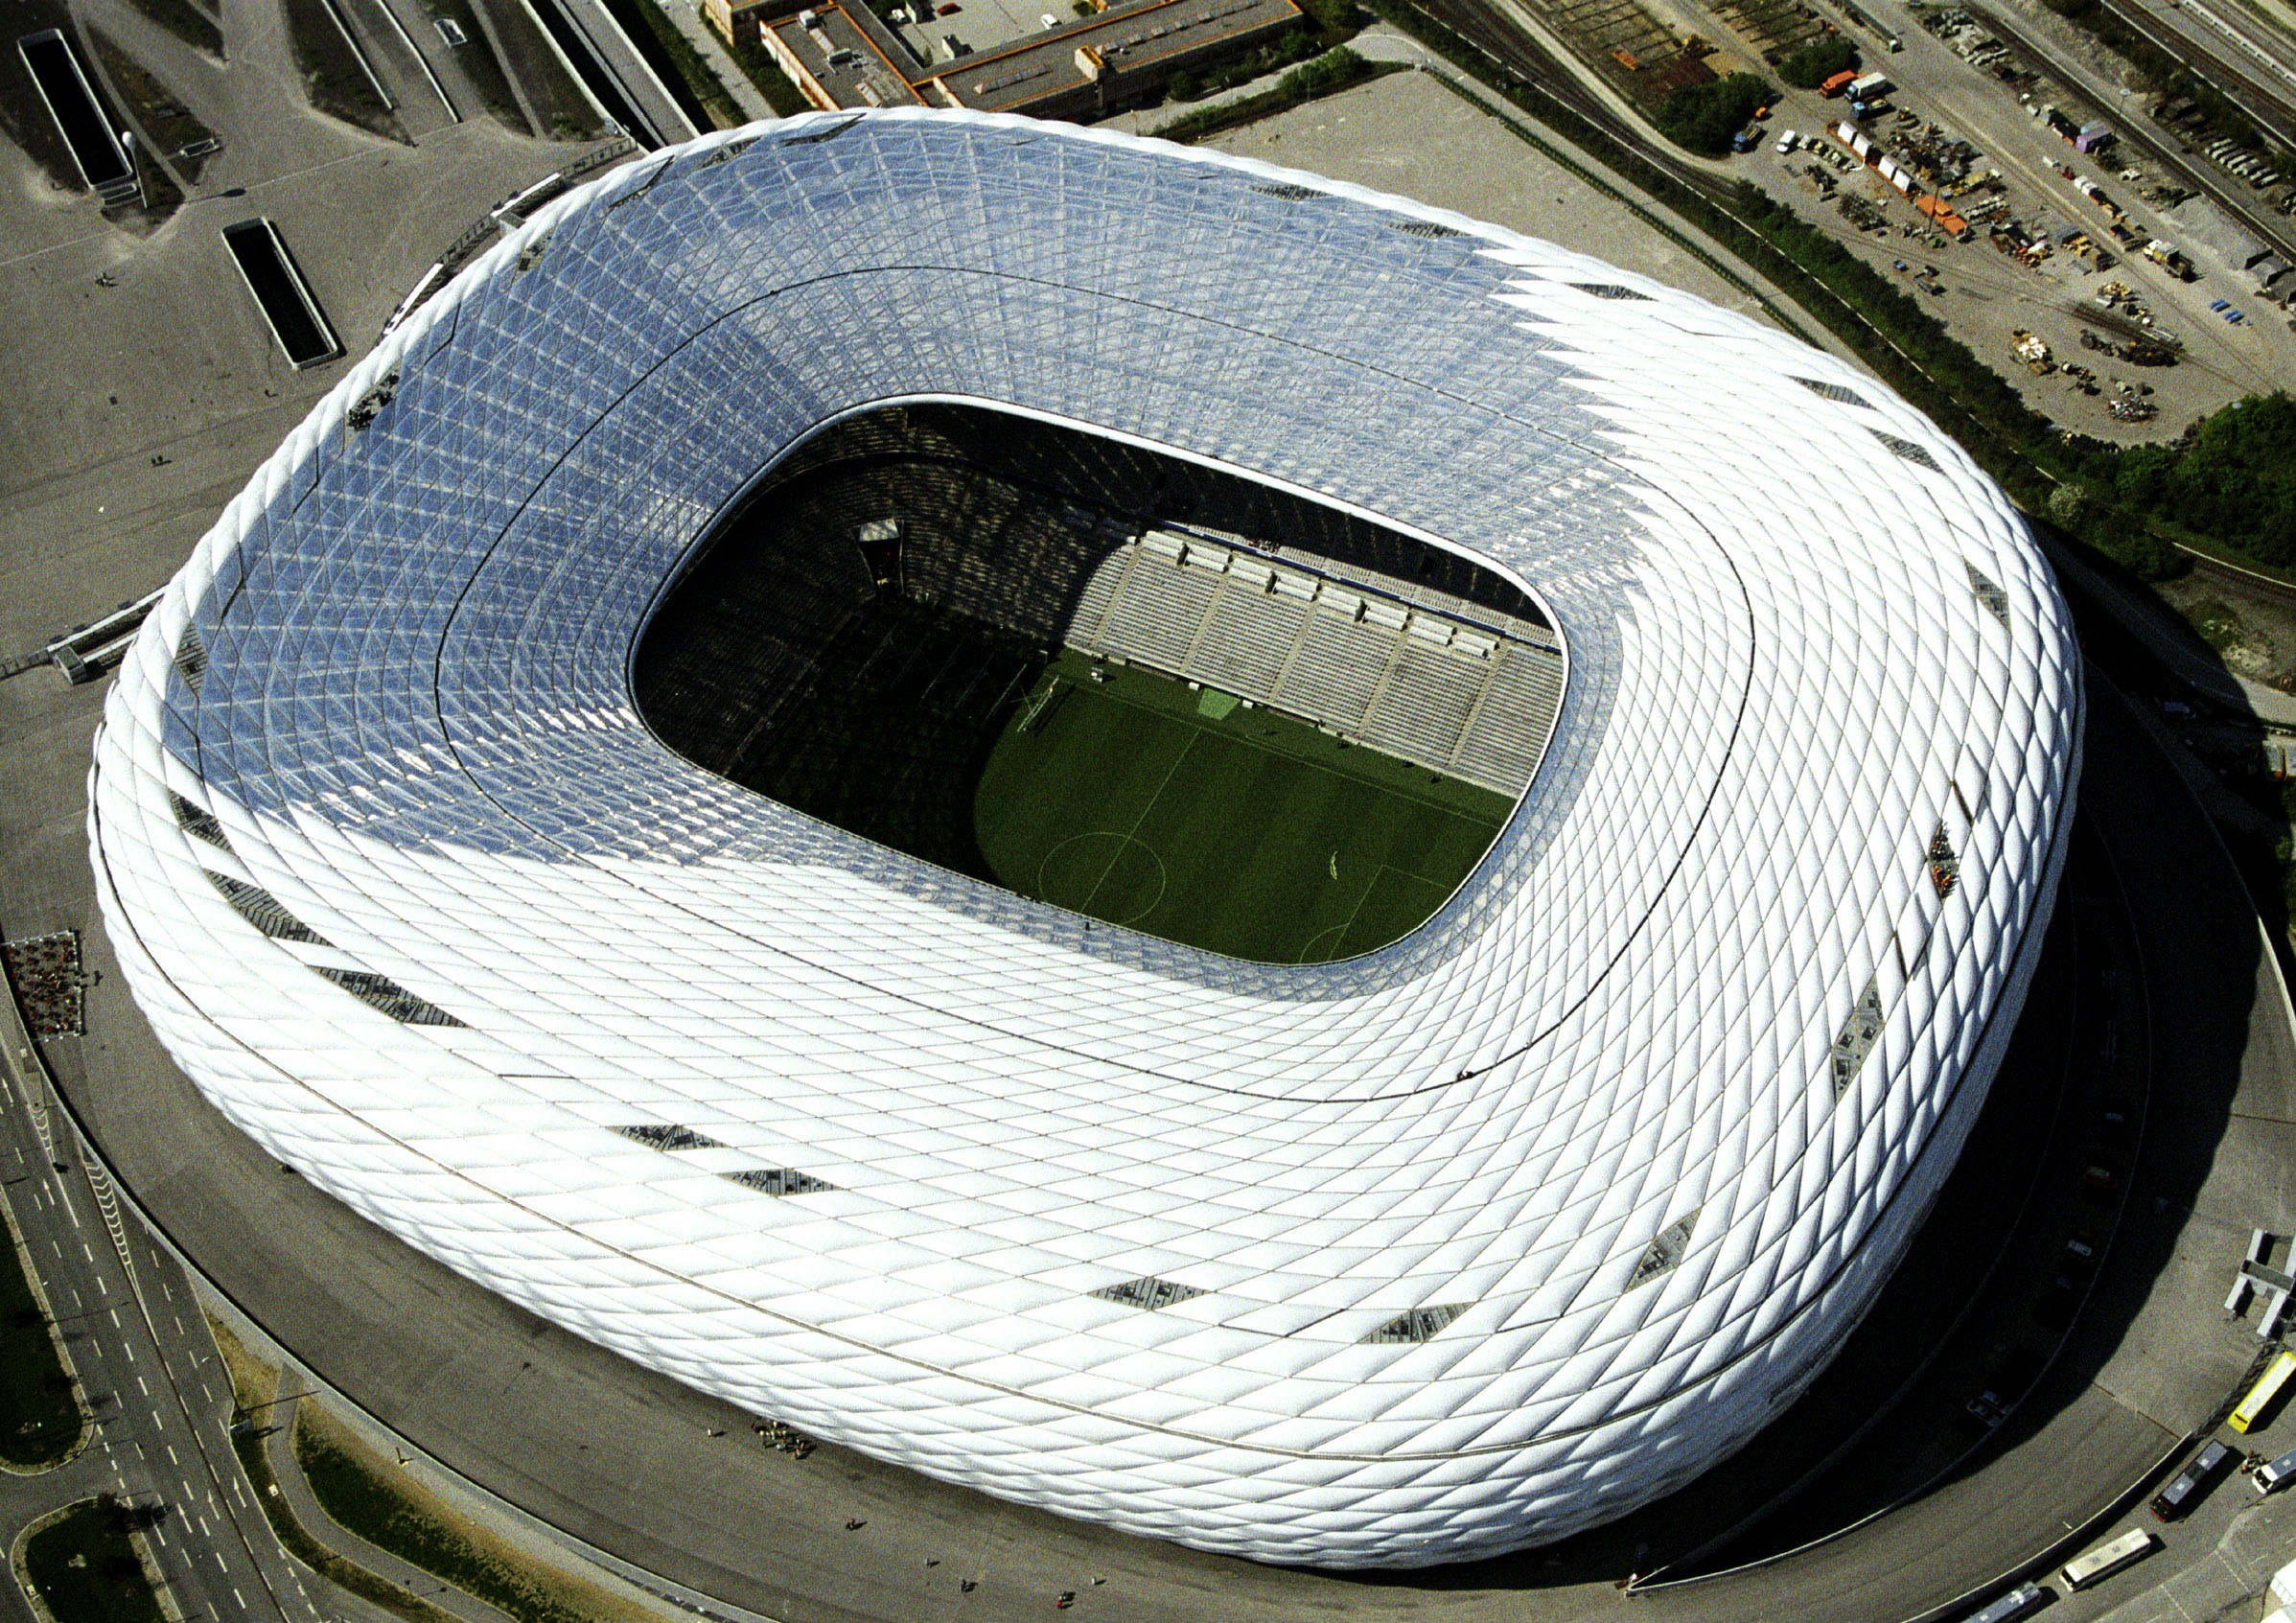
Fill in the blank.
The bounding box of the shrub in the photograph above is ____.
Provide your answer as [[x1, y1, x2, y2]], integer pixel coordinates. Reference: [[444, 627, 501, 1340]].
[[2109, 394, 2296, 566], [1280, 42, 1365, 97], [1776, 35, 1856, 87], [1294, 0, 1358, 35], [1652, 73, 1772, 154]]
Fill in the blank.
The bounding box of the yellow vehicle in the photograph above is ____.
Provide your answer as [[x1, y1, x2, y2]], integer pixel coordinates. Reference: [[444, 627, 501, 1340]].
[[2232, 1350, 2296, 1433]]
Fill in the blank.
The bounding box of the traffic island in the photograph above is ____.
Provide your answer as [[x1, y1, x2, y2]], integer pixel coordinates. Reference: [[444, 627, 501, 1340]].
[[12, 1498, 165, 1623], [0, 1199, 86, 1473]]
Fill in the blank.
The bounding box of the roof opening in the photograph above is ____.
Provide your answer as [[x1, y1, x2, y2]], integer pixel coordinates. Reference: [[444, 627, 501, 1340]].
[[635, 403, 1565, 964]]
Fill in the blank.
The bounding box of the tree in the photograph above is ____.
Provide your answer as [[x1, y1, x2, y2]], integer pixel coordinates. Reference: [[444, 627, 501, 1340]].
[[1652, 74, 1773, 155], [1776, 35, 1856, 87], [2104, 394, 2296, 566]]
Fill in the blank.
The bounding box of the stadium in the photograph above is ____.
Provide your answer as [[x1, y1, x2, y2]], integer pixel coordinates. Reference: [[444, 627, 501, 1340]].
[[88, 109, 2080, 1568]]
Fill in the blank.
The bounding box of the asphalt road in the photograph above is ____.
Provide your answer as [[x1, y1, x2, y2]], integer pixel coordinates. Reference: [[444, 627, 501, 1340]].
[[0, 1051, 321, 1623]]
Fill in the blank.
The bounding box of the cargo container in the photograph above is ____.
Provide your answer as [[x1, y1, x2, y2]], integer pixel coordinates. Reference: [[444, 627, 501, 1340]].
[[1820, 68, 1858, 96]]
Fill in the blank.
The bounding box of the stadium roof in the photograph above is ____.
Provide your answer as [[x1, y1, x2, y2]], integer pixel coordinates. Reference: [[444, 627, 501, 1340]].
[[90, 109, 2080, 1567]]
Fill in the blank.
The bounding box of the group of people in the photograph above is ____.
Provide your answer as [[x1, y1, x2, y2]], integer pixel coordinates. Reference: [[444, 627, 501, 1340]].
[[1, 931, 84, 1037]]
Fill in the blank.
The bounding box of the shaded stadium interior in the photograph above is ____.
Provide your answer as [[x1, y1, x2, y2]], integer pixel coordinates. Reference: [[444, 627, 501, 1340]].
[[632, 403, 1567, 959]]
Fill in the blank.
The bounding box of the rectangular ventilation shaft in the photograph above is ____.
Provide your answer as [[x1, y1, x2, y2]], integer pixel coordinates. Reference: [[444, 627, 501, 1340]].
[[1794, 376, 1870, 408], [1830, 975, 1884, 1101], [206, 871, 330, 945], [724, 1168, 833, 1196], [1967, 563, 2011, 628], [173, 792, 229, 849], [1628, 1208, 1701, 1290], [1091, 1276, 1205, 1311], [314, 967, 466, 1027], [615, 1124, 725, 1150], [1362, 1303, 1468, 1344]]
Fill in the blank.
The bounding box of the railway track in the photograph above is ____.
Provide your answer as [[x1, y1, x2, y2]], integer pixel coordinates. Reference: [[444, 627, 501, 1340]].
[[1411, 0, 1740, 201], [1966, 1, 2296, 265], [2099, 0, 2296, 151]]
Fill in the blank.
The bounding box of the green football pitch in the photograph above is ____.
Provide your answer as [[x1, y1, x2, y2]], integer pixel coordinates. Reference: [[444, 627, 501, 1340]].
[[974, 654, 1513, 962]]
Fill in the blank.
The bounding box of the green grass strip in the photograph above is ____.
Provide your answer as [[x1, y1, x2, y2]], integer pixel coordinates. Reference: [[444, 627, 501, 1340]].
[[230, 1422, 462, 1623], [724, 33, 811, 115], [21, 1499, 165, 1623], [624, 0, 744, 127], [294, 1420, 592, 1623], [975, 655, 1507, 962]]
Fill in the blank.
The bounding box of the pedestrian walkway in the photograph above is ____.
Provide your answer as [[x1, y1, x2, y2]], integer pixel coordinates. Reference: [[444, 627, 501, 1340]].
[[658, 0, 778, 122], [260, 1408, 521, 1623]]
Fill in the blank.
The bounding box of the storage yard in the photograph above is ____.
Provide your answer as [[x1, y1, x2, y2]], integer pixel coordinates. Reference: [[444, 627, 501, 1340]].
[[1697, 0, 2296, 440]]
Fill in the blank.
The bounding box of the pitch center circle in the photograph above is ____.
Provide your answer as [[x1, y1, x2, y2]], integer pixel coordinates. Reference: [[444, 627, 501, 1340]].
[[1037, 832, 1168, 926]]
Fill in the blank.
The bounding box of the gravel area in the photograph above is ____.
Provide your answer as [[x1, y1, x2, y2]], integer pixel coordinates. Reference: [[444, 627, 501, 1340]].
[[1200, 63, 1811, 329]]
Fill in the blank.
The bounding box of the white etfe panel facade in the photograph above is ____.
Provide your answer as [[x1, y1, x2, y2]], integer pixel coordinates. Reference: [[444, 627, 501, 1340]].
[[89, 111, 2080, 1567]]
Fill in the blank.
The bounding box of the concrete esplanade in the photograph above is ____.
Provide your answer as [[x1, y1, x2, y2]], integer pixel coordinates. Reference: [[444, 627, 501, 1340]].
[[85, 108, 2078, 1567]]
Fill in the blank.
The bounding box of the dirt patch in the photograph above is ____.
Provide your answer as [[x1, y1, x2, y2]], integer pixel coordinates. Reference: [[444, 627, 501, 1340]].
[[2157, 572, 2296, 694]]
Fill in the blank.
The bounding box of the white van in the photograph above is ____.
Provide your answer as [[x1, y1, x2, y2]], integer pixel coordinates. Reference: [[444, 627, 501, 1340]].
[[2256, 1445, 2296, 1495], [1775, 128, 1798, 154]]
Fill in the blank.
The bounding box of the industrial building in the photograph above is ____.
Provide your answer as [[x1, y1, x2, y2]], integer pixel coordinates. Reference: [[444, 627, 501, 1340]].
[[707, 0, 1300, 119]]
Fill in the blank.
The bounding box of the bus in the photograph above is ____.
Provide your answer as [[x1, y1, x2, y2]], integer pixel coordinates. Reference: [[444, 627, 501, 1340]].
[[2232, 1350, 2296, 1433], [2060, 1528, 2156, 1590], [1963, 1582, 2048, 1622]]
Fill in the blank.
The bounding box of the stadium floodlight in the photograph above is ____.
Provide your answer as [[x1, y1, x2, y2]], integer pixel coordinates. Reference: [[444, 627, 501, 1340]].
[[89, 109, 2079, 1568]]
